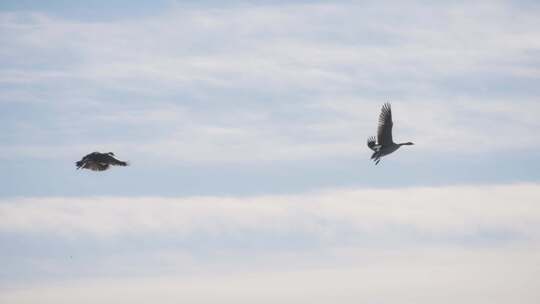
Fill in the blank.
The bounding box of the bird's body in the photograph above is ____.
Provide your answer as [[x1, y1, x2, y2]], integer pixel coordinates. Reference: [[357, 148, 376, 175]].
[[76, 152, 128, 171], [367, 103, 413, 165]]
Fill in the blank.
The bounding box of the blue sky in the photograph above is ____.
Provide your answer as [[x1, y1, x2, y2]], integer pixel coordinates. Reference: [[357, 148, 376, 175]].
[[1, 1, 540, 303]]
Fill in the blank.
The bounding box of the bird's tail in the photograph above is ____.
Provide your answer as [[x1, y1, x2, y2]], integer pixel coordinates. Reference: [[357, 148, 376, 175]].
[[367, 136, 377, 151], [75, 160, 85, 169]]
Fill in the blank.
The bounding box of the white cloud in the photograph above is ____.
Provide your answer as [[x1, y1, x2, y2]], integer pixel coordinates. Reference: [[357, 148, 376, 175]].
[[1, 2, 540, 164], [1, 184, 539, 240]]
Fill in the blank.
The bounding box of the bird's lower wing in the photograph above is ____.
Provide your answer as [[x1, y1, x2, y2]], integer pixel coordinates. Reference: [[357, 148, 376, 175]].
[[85, 162, 110, 171]]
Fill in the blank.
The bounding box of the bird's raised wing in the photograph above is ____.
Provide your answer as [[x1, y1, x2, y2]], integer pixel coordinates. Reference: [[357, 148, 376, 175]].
[[367, 136, 377, 151], [377, 103, 393, 145]]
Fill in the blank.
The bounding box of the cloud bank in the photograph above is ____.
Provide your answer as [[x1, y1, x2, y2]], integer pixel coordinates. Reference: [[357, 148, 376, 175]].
[[2, 184, 539, 240], [1, 184, 539, 303]]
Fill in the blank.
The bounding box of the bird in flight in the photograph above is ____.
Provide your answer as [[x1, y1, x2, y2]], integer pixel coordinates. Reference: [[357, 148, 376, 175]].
[[367, 103, 414, 165], [75, 152, 129, 171]]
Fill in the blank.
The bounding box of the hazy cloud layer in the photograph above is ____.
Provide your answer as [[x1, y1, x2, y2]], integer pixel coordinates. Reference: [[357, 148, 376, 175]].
[[2, 247, 539, 304]]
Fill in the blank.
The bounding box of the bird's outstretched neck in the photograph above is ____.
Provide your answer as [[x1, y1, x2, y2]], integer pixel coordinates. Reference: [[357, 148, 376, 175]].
[[398, 142, 414, 146]]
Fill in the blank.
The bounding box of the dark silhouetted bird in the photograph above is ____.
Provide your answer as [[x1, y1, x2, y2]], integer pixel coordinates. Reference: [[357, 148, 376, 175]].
[[75, 152, 129, 171], [367, 103, 414, 165]]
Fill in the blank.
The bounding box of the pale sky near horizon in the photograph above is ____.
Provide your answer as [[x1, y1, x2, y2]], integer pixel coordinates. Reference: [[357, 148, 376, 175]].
[[1, 1, 540, 303]]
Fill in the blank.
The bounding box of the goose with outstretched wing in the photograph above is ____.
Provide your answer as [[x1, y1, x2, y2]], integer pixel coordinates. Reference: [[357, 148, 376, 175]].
[[367, 103, 413, 165], [76, 152, 129, 171]]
